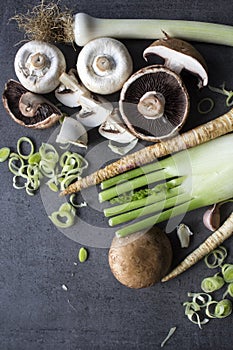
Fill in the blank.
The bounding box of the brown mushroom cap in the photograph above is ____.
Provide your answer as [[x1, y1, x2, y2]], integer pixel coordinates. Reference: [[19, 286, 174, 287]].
[[119, 65, 189, 142], [143, 34, 208, 88], [108, 227, 173, 289], [2, 80, 62, 129]]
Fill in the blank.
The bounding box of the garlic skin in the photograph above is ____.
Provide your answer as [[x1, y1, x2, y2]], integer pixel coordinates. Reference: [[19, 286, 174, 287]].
[[14, 41, 66, 94], [177, 223, 193, 248], [76, 37, 133, 95]]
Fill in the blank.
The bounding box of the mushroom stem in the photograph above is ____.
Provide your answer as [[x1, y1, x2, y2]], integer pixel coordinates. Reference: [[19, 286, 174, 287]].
[[137, 91, 165, 119], [19, 92, 47, 117], [30, 53, 47, 69], [93, 55, 114, 76]]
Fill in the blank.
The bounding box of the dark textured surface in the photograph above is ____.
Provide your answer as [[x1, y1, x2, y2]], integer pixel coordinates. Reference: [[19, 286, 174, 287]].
[[1, 0, 233, 349]]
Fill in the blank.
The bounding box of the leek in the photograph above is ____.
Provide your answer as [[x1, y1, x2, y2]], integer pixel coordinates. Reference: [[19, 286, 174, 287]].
[[100, 134, 233, 237]]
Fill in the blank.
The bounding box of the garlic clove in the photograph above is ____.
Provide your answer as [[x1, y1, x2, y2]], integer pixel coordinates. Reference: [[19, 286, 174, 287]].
[[177, 223, 193, 248], [203, 203, 221, 231]]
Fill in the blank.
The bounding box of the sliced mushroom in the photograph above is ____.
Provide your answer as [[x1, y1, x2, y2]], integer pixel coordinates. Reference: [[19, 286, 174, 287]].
[[99, 108, 136, 143], [2, 80, 62, 128], [55, 70, 113, 127], [55, 69, 89, 108], [14, 41, 66, 94], [143, 33, 208, 88], [76, 37, 133, 95], [119, 65, 189, 142]]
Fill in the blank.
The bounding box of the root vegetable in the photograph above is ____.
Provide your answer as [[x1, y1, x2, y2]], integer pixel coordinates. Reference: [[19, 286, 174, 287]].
[[108, 227, 173, 288], [60, 109, 233, 196], [162, 213, 233, 282]]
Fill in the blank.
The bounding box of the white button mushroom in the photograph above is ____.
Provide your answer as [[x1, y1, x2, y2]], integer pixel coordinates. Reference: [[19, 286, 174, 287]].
[[14, 40, 66, 94], [76, 37, 133, 95]]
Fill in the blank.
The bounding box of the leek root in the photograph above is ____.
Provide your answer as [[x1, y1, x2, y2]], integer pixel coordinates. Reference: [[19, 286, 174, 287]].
[[61, 109, 233, 196], [162, 213, 233, 282]]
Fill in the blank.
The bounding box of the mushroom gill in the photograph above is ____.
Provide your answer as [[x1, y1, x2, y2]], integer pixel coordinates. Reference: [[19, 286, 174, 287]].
[[119, 65, 189, 142], [2, 80, 62, 129]]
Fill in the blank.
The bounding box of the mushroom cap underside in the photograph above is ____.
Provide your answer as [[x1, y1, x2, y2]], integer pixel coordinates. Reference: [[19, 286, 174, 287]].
[[119, 65, 189, 142], [2, 80, 62, 129]]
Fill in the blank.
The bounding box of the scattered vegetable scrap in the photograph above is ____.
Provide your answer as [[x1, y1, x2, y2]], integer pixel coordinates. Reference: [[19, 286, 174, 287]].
[[183, 247, 233, 328], [78, 247, 88, 263], [160, 327, 177, 348], [162, 214, 233, 282], [176, 224, 193, 248]]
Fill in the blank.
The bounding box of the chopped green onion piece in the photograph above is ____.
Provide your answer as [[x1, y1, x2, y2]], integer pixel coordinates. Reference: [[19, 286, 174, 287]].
[[48, 182, 59, 192], [39, 143, 59, 164], [59, 151, 72, 167], [201, 274, 225, 293], [70, 194, 87, 208], [183, 301, 209, 329], [223, 283, 233, 298], [12, 175, 27, 189], [187, 292, 212, 307], [221, 264, 233, 283], [206, 299, 232, 319], [17, 137, 34, 160], [204, 246, 227, 268], [197, 97, 214, 114], [49, 210, 75, 228], [0, 147, 10, 162], [78, 247, 88, 263], [160, 327, 176, 348], [208, 83, 233, 107], [8, 154, 24, 175], [28, 152, 41, 165], [60, 174, 78, 190]]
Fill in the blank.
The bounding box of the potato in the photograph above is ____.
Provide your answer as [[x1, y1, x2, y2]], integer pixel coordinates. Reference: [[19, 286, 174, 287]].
[[108, 227, 173, 288]]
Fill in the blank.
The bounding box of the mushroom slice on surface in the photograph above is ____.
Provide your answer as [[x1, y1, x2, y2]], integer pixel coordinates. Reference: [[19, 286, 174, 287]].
[[143, 33, 208, 88], [119, 65, 189, 142], [2, 80, 62, 129], [14, 40, 66, 94], [99, 108, 136, 143], [76, 37, 133, 95]]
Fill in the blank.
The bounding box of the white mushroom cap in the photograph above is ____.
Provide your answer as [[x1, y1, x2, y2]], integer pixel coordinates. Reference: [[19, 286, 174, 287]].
[[14, 40, 66, 94], [76, 37, 133, 95]]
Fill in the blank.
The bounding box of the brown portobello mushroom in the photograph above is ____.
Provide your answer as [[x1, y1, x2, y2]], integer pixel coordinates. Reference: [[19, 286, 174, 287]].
[[108, 227, 173, 289], [2, 80, 63, 128], [143, 33, 208, 88], [119, 65, 189, 142]]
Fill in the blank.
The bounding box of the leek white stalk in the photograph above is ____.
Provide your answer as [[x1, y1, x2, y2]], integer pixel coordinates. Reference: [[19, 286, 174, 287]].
[[12, 4, 233, 47], [74, 13, 233, 46]]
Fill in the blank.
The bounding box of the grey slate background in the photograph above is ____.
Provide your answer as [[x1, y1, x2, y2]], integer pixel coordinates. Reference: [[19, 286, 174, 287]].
[[1, 0, 233, 349]]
